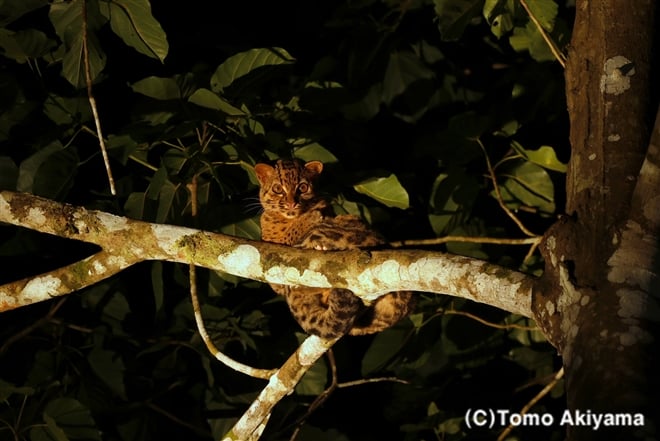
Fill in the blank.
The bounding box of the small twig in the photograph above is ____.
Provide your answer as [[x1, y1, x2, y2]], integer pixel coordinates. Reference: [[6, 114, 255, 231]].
[[186, 179, 275, 380], [477, 138, 537, 238], [81, 0, 115, 195], [337, 377, 410, 388], [0, 298, 66, 355], [390, 236, 540, 248], [497, 367, 564, 441], [144, 402, 212, 439], [518, 0, 567, 68], [443, 309, 537, 331], [188, 263, 275, 379]]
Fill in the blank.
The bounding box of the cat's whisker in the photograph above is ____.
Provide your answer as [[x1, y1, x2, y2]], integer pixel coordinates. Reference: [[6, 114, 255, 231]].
[[242, 197, 264, 215]]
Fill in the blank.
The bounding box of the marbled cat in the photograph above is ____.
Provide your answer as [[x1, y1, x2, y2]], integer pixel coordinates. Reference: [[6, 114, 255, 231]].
[[255, 159, 415, 338]]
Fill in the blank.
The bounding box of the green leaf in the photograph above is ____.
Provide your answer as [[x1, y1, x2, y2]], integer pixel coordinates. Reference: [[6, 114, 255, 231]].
[[510, 141, 567, 172], [220, 216, 261, 240], [99, 0, 168, 62], [483, 0, 515, 38], [296, 357, 327, 396], [131, 76, 180, 100], [428, 172, 479, 236], [42, 398, 101, 440], [382, 51, 435, 104], [497, 160, 555, 214], [39, 414, 69, 441], [509, 20, 554, 62], [0, 28, 55, 62], [210, 47, 295, 93], [188, 88, 246, 115], [523, 0, 558, 31], [63, 32, 106, 88], [433, 0, 484, 41], [354, 173, 409, 209], [292, 141, 339, 164], [361, 324, 410, 375], [49, 0, 107, 88], [88, 348, 127, 399], [0, 0, 48, 27], [17, 141, 78, 198], [43, 95, 92, 125], [0, 378, 34, 401], [0, 156, 18, 190]]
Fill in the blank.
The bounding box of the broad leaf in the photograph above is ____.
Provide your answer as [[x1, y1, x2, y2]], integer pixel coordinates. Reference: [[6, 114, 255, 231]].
[[483, 0, 514, 38], [382, 51, 435, 104], [131, 76, 180, 100], [49, 0, 107, 87], [497, 160, 555, 214], [523, 0, 558, 31], [434, 0, 484, 41], [88, 348, 127, 399], [188, 88, 246, 115], [0, 0, 48, 27], [210, 47, 295, 93], [99, 0, 168, 62], [292, 141, 339, 164], [42, 398, 101, 440], [509, 21, 555, 62], [220, 216, 261, 240], [0, 156, 18, 190], [43, 95, 92, 125], [428, 172, 479, 236], [0, 28, 54, 62], [17, 141, 78, 198], [510, 141, 567, 172], [296, 357, 328, 396], [361, 324, 411, 375], [354, 173, 409, 209]]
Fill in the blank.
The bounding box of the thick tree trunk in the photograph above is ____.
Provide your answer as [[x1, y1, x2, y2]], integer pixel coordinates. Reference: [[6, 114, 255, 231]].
[[535, 0, 659, 439]]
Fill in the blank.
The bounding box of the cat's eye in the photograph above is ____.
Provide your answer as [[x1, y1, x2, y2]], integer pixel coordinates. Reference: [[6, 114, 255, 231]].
[[297, 183, 310, 193], [272, 183, 283, 194]]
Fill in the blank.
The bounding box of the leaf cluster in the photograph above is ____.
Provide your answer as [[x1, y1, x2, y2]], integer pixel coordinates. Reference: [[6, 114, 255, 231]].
[[0, 0, 571, 439]]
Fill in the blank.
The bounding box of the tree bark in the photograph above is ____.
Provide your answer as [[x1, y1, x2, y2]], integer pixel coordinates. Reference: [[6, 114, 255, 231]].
[[536, 0, 659, 439]]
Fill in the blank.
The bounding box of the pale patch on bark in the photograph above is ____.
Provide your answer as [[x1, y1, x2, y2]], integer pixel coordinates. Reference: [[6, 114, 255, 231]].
[[600, 55, 635, 95], [608, 221, 654, 290], [96, 211, 129, 232], [298, 335, 329, 365], [27, 207, 47, 226], [91, 260, 106, 275], [22, 275, 61, 301], [0, 197, 14, 223], [218, 244, 264, 280], [151, 224, 189, 254], [264, 265, 331, 288]]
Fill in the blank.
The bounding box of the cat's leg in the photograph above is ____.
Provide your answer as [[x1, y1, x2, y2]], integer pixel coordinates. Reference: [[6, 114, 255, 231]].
[[280, 286, 363, 338], [349, 291, 416, 335]]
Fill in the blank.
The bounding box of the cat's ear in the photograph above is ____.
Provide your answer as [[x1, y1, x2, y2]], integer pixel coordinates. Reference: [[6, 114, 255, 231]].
[[254, 163, 274, 185], [304, 161, 323, 176]]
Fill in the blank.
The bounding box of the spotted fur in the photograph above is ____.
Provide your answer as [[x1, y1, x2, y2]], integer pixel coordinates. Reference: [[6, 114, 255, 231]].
[[255, 159, 415, 338]]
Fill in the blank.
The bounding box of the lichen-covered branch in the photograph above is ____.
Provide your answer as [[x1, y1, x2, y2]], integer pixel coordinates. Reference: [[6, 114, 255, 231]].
[[224, 335, 340, 441], [0, 190, 534, 317]]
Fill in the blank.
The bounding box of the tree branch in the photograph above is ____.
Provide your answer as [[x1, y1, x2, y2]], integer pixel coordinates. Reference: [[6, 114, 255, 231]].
[[224, 335, 340, 440], [0, 190, 534, 318]]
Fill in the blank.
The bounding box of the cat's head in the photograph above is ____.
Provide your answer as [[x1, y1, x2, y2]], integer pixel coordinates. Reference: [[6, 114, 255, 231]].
[[254, 159, 324, 217]]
